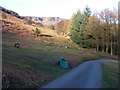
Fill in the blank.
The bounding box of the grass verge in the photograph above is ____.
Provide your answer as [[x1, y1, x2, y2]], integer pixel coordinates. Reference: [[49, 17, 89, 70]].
[[101, 62, 119, 88]]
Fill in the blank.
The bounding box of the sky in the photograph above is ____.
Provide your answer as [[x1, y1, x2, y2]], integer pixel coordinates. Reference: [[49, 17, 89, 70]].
[[0, 0, 119, 19]]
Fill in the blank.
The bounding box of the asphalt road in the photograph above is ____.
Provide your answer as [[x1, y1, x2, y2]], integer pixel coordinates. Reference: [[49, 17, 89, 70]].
[[41, 59, 118, 88]]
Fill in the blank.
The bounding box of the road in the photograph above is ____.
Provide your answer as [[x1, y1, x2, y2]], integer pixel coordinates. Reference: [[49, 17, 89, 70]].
[[41, 59, 118, 88]]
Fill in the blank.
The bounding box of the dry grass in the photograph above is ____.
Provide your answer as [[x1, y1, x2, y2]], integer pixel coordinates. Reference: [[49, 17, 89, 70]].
[[3, 65, 54, 88]]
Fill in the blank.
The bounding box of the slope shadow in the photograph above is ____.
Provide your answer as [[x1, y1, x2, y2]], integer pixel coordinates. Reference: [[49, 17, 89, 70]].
[[40, 34, 53, 37]]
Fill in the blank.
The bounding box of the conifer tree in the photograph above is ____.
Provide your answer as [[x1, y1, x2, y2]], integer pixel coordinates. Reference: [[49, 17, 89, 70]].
[[70, 7, 91, 47]]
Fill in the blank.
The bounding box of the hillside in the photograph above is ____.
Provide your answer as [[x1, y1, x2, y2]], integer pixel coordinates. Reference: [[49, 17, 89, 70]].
[[1, 6, 36, 40], [1, 6, 79, 49], [55, 20, 71, 35], [1, 7, 66, 41], [2, 6, 118, 88], [0, 6, 23, 19]]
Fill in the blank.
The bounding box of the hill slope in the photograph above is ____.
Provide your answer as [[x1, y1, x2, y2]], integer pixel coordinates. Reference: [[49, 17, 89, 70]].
[[2, 6, 117, 88], [1, 7, 36, 40], [1, 6, 77, 47]]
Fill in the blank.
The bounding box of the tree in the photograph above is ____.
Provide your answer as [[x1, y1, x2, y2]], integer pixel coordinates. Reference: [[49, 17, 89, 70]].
[[86, 15, 102, 51], [34, 28, 41, 37], [98, 9, 118, 55], [70, 10, 83, 44], [85, 9, 118, 55], [108, 9, 118, 55], [70, 7, 91, 47], [56, 20, 71, 35]]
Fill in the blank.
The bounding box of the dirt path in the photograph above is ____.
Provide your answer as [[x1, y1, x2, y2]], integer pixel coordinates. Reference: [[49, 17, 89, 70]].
[[41, 59, 118, 88]]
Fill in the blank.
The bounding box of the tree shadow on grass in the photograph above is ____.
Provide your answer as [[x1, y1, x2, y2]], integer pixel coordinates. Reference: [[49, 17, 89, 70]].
[[40, 34, 53, 37]]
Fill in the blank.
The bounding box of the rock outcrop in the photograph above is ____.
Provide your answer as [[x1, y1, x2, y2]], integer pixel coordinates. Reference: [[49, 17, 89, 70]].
[[23, 16, 65, 26]]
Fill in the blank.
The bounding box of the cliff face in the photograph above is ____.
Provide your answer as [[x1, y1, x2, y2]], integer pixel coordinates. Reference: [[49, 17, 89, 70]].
[[24, 16, 65, 26]]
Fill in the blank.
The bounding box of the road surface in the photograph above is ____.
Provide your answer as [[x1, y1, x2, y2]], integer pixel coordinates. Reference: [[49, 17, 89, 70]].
[[41, 59, 118, 88]]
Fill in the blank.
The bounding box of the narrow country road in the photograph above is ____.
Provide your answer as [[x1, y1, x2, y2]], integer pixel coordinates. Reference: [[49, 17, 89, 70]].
[[41, 59, 118, 88]]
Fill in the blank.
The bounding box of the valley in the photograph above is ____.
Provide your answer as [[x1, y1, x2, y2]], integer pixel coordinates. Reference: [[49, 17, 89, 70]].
[[1, 6, 118, 88]]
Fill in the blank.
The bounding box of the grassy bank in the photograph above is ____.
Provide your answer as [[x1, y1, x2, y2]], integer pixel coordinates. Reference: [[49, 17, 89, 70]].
[[2, 37, 118, 88], [101, 62, 119, 88]]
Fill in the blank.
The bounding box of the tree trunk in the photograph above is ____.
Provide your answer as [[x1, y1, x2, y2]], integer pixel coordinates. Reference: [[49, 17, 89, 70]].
[[97, 44, 99, 51], [110, 40, 113, 55], [96, 39, 99, 51], [106, 46, 108, 53], [102, 38, 105, 52]]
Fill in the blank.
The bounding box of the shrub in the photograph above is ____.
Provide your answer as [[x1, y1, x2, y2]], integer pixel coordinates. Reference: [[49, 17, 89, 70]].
[[48, 25, 55, 30], [27, 20, 33, 25], [34, 28, 41, 37], [2, 13, 7, 19]]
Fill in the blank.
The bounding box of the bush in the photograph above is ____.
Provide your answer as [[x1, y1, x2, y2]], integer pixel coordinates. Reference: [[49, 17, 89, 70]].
[[48, 25, 55, 30], [34, 28, 41, 37], [35, 22, 44, 27], [2, 13, 7, 19], [27, 20, 33, 25], [39, 23, 44, 27]]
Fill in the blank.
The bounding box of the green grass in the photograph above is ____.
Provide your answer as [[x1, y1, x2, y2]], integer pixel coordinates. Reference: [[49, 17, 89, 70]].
[[101, 62, 119, 88], [3, 36, 117, 88], [3, 37, 116, 73], [2, 37, 76, 74]]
